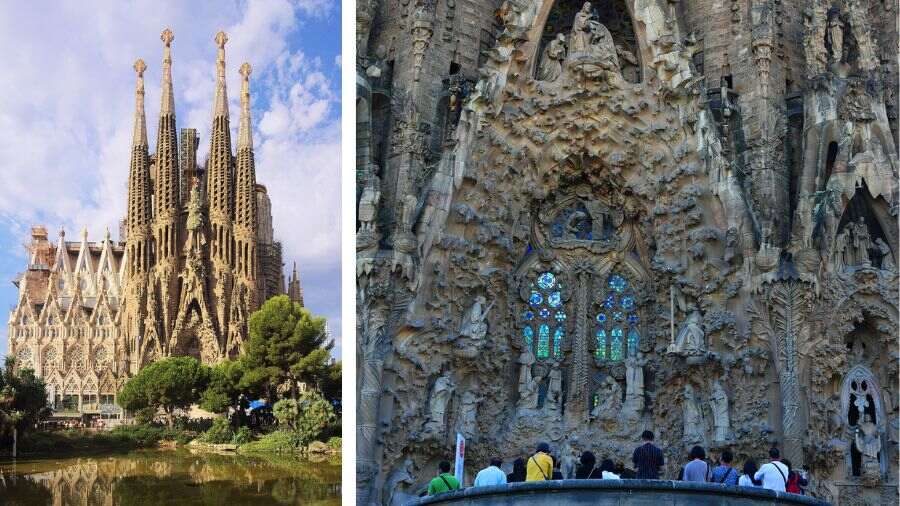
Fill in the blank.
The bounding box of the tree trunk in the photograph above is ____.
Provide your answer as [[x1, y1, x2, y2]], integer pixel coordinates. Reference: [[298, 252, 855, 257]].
[[166, 408, 175, 428], [12, 427, 16, 458]]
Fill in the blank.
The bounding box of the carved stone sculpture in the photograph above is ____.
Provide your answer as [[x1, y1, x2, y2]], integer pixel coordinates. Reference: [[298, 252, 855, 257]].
[[827, 10, 843, 64], [709, 379, 731, 442], [875, 238, 894, 271], [423, 373, 455, 436], [623, 353, 645, 416], [537, 34, 566, 82], [855, 415, 882, 484], [682, 383, 706, 444], [852, 217, 871, 266], [546, 367, 563, 414], [458, 295, 493, 343], [569, 3, 594, 55], [517, 349, 540, 411], [458, 390, 481, 439], [358, 175, 381, 233], [669, 309, 705, 358], [591, 377, 622, 420]]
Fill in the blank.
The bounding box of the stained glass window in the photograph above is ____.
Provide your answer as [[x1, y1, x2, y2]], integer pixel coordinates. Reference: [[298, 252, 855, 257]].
[[523, 271, 567, 360], [595, 272, 640, 361]]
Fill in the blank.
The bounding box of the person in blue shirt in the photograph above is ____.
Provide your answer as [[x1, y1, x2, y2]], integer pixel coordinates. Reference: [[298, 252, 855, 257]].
[[710, 449, 740, 485]]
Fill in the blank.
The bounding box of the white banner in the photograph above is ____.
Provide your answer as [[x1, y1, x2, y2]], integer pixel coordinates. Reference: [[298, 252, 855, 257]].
[[454, 432, 465, 486]]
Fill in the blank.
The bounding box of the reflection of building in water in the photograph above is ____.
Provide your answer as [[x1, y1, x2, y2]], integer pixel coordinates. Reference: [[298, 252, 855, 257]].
[[6, 29, 304, 421], [357, 0, 898, 504]]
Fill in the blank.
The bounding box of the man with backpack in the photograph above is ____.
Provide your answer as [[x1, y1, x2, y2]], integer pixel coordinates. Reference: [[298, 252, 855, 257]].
[[710, 449, 739, 485], [754, 447, 789, 492], [427, 461, 461, 495]]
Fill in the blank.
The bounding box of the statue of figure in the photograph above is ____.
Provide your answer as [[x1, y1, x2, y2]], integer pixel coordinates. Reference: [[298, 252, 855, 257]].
[[459, 295, 494, 342], [184, 179, 206, 254], [537, 33, 567, 82], [709, 380, 731, 442], [546, 367, 563, 414], [399, 193, 418, 234], [560, 441, 578, 479], [498, 0, 537, 39], [518, 349, 540, 410], [834, 229, 851, 271], [384, 458, 416, 506], [569, 2, 594, 54], [564, 210, 589, 240], [827, 10, 843, 63], [875, 237, 895, 271], [423, 373, 455, 435], [590, 377, 622, 420], [623, 353, 645, 415], [682, 383, 706, 444], [669, 309, 705, 357], [358, 174, 381, 233], [855, 415, 881, 459], [853, 217, 872, 266], [457, 390, 481, 439]]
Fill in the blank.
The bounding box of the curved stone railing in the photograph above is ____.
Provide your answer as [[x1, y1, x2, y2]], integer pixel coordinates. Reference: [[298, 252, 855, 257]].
[[406, 480, 831, 505]]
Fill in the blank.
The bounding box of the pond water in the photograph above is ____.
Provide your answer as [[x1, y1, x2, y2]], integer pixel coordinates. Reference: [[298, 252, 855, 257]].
[[0, 448, 341, 505]]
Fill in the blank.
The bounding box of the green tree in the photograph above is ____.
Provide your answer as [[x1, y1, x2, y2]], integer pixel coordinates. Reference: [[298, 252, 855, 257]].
[[0, 356, 51, 449], [244, 295, 331, 399], [319, 360, 341, 406], [199, 359, 248, 414], [117, 356, 210, 427], [272, 390, 334, 445]]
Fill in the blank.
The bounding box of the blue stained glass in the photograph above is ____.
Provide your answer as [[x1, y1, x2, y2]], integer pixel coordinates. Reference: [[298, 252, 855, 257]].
[[539, 308, 551, 319], [596, 313, 607, 323], [555, 311, 567, 322], [548, 291, 562, 308], [529, 292, 543, 306], [613, 311, 624, 322], [523, 310, 534, 321], [595, 329, 607, 359], [610, 327, 623, 361], [621, 296, 635, 310], [553, 327, 564, 358], [627, 313, 639, 324], [523, 326, 534, 348], [537, 272, 556, 290], [627, 328, 640, 357], [608, 274, 627, 293], [603, 294, 615, 309], [537, 324, 550, 359]]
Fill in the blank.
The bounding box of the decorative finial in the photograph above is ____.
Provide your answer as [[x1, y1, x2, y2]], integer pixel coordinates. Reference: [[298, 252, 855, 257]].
[[215, 31, 228, 49], [133, 59, 147, 76], [161, 28, 174, 46], [240, 62, 252, 79], [59, 226, 65, 238], [105, 227, 111, 241], [81, 226, 88, 240]]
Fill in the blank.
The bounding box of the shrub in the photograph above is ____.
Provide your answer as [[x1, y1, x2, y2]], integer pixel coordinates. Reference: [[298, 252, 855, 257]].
[[199, 417, 234, 444], [238, 430, 305, 453], [232, 426, 253, 445], [272, 391, 335, 446], [327, 437, 341, 450]]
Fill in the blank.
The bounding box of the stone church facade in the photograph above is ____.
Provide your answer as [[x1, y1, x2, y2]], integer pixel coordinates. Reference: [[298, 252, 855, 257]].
[[356, 0, 897, 504], [7, 30, 302, 419]]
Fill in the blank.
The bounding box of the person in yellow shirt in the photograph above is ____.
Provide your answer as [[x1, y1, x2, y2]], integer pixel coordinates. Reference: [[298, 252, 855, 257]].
[[526, 442, 554, 481]]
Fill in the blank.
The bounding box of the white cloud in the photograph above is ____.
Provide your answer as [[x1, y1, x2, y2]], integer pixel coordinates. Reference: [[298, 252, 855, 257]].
[[0, 0, 342, 355]]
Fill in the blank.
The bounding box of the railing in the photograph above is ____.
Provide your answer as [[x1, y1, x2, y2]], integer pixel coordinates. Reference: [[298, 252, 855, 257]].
[[406, 480, 831, 506]]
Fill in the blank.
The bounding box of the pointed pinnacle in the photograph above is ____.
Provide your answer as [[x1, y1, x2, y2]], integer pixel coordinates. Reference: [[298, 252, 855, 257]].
[[161, 27, 174, 46], [133, 58, 147, 76]]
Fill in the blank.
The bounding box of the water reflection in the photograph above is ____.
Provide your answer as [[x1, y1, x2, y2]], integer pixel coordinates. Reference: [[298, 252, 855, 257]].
[[0, 449, 340, 505]]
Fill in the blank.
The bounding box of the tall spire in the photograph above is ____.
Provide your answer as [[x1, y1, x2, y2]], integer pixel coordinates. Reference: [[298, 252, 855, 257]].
[[126, 58, 152, 275], [288, 261, 304, 306], [154, 28, 181, 242], [160, 28, 175, 115], [238, 62, 252, 149], [132, 59, 148, 147], [207, 30, 234, 221], [213, 31, 229, 118]]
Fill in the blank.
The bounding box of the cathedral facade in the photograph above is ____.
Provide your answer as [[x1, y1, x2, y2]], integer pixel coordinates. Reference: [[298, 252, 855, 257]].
[[7, 30, 300, 419], [356, 0, 897, 504]]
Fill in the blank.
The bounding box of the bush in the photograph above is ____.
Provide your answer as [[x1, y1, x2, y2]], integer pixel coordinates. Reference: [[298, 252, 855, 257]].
[[238, 430, 306, 453], [232, 426, 253, 445], [199, 417, 234, 444], [272, 391, 335, 446], [327, 437, 341, 450]]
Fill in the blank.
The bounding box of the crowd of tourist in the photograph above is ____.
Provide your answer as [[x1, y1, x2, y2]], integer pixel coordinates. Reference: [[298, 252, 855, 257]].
[[428, 431, 811, 497]]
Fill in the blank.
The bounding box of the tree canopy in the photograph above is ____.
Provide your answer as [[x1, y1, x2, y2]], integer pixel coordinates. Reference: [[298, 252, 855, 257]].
[[0, 356, 50, 437], [117, 356, 210, 426]]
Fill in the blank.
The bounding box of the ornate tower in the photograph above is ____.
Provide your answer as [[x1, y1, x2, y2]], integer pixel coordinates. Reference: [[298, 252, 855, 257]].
[[228, 61, 259, 355], [153, 28, 181, 348], [206, 31, 235, 349], [287, 261, 304, 307], [123, 58, 152, 373]]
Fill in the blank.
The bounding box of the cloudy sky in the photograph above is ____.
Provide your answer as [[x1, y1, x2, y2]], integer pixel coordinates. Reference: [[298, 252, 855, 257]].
[[0, 1, 342, 358]]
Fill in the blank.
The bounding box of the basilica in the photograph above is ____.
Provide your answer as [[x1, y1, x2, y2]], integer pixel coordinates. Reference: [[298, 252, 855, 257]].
[[7, 30, 303, 422], [356, 0, 898, 504]]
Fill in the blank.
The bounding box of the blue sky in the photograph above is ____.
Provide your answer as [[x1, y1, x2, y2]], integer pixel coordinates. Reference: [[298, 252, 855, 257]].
[[0, 0, 342, 358]]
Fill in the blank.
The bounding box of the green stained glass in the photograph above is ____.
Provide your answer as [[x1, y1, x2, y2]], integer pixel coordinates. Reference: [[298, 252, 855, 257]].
[[537, 324, 550, 359], [553, 327, 564, 358], [610, 327, 623, 361], [523, 325, 534, 349], [627, 327, 639, 357], [595, 328, 607, 360]]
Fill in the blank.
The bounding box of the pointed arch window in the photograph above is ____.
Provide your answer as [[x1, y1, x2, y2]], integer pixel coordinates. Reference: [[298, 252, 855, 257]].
[[594, 272, 640, 362], [522, 271, 566, 360]]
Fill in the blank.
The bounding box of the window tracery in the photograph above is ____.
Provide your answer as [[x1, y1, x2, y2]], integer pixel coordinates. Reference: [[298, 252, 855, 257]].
[[522, 271, 567, 360], [594, 272, 639, 362]]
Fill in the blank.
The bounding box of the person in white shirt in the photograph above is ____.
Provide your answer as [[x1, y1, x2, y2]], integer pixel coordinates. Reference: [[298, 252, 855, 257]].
[[599, 459, 621, 480], [754, 448, 789, 492], [738, 459, 761, 487], [474, 458, 508, 487]]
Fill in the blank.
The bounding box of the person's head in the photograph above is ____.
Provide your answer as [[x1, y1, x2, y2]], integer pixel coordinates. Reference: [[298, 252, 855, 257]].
[[536, 442, 550, 454], [579, 451, 596, 468], [490, 457, 502, 468], [512, 457, 526, 474], [720, 450, 734, 465], [439, 461, 451, 473], [782, 459, 792, 472], [641, 430, 654, 442], [690, 446, 706, 460], [769, 447, 780, 460], [599, 459, 616, 473], [743, 459, 758, 476]]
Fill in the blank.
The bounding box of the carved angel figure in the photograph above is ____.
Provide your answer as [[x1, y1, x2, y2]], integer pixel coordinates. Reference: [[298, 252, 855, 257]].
[[358, 174, 381, 232], [537, 34, 566, 82], [569, 2, 594, 54], [517, 349, 540, 410], [423, 373, 455, 435], [670, 309, 705, 356], [855, 415, 881, 460]]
